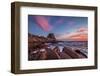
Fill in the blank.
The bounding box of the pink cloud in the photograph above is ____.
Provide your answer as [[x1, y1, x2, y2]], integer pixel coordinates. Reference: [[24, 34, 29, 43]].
[[34, 16, 52, 32], [56, 27, 88, 41], [68, 33, 88, 41], [77, 27, 88, 32]]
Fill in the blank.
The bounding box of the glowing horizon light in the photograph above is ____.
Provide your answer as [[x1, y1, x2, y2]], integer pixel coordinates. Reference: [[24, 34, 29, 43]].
[[28, 15, 88, 41]]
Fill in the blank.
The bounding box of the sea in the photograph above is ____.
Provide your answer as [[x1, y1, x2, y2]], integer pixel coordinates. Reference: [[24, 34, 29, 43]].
[[47, 41, 88, 57]]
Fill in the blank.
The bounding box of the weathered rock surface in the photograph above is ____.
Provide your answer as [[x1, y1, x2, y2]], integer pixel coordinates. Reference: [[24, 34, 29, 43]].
[[75, 49, 87, 58], [46, 48, 59, 60], [63, 47, 80, 58], [59, 52, 72, 59]]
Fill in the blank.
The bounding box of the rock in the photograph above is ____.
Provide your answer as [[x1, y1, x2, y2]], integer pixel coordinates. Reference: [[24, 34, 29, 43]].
[[28, 33, 57, 51], [53, 46, 61, 59], [53, 46, 72, 59], [28, 33, 47, 42], [28, 33, 56, 43], [63, 47, 80, 58], [28, 50, 41, 60], [59, 52, 72, 59], [46, 48, 59, 60], [39, 49, 47, 60], [75, 50, 87, 58], [53, 46, 60, 53], [47, 33, 56, 41]]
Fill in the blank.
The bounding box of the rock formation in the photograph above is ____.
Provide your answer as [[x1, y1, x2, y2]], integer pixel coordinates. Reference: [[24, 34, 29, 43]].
[[47, 33, 56, 41]]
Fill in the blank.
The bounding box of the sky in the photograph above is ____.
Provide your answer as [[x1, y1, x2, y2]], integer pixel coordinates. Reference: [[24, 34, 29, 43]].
[[28, 15, 88, 41]]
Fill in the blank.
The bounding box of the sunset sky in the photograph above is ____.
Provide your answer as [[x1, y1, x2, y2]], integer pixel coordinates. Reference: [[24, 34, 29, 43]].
[[28, 15, 88, 41]]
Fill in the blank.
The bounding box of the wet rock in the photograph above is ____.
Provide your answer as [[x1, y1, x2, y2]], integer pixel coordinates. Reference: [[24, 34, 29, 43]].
[[59, 52, 72, 59], [46, 48, 59, 60], [53, 46, 61, 59], [63, 47, 80, 58], [53, 46, 60, 53], [53, 46, 72, 59], [75, 49, 87, 58], [28, 50, 41, 60], [39, 49, 47, 60]]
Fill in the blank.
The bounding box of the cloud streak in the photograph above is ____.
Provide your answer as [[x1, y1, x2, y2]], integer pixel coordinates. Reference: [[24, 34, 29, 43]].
[[34, 16, 52, 32], [56, 27, 88, 41]]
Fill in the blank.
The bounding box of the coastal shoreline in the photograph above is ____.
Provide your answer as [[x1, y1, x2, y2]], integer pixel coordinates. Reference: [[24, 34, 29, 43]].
[[28, 33, 88, 60]]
